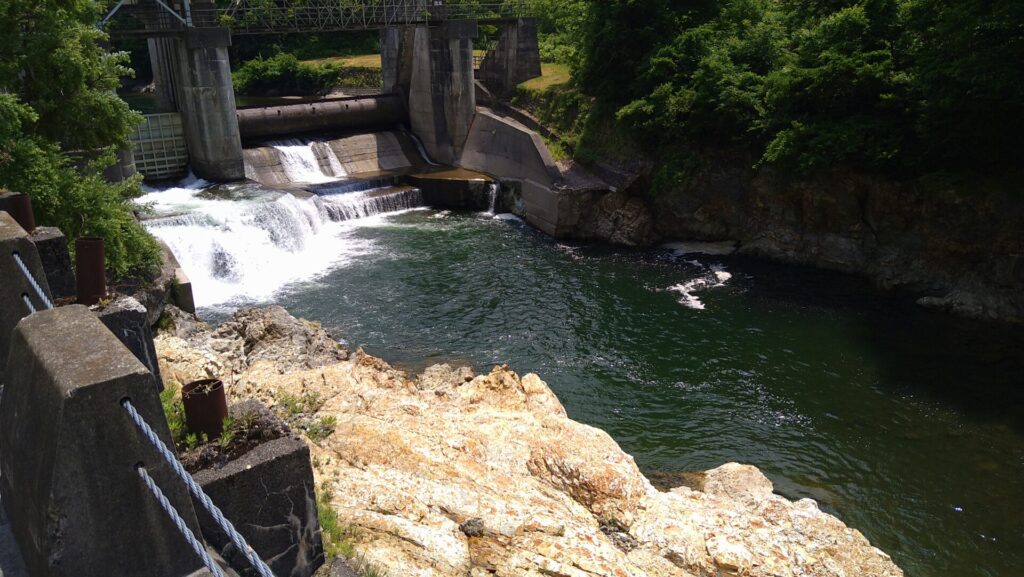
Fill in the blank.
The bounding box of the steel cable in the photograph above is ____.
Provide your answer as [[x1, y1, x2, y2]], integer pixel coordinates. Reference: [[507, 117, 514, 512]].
[[122, 399, 276, 577]]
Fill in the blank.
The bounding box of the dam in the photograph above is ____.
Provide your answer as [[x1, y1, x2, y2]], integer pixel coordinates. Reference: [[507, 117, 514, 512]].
[[108, 3, 1024, 577]]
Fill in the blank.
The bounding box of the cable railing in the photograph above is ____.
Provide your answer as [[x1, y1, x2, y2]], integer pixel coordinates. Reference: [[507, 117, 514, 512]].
[[7, 244, 275, 577]]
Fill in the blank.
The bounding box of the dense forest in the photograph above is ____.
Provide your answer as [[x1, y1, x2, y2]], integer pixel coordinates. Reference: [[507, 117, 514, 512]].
[[533, 0, 1023, 184]]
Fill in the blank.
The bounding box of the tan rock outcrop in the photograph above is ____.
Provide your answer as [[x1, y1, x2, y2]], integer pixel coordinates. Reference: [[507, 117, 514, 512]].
[[156, 307, 903, 577]]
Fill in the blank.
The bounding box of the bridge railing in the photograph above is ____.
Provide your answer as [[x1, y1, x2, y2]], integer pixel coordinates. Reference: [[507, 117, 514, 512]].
[[106, 0, 528, 36]]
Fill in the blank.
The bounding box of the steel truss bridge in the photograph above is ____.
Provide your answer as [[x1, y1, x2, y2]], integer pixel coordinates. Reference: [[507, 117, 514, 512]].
[[103, 0, 529, 37]]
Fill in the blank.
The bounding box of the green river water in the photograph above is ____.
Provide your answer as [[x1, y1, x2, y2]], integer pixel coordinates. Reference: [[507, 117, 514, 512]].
[[193, 208, 1023, 577]]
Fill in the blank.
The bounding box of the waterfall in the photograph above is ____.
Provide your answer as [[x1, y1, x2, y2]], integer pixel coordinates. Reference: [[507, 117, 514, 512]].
[[319, 188, 424, 222], [137, 179, 424, 308], [314, 141, 348, 178], [486, 182, 498, 214], [267, 139, 337, 184], [405, 129, 440, 167]]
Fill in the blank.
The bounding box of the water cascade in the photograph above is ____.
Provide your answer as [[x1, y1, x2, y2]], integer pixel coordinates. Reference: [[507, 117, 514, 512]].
[[266, 139, 337, 184], [319, 188, 424, 221], [137, 176, 424, 307], [485, 182, 499, 214]]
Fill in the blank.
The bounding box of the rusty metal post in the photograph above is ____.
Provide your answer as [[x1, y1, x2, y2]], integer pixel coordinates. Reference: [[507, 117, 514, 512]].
[[75, 237, 107, 305], [182, 379, 228, 440], [6, 193, 36, 233]]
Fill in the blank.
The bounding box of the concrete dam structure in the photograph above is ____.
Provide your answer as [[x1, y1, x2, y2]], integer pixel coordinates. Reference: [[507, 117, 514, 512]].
[[107, 0, 543, 182]]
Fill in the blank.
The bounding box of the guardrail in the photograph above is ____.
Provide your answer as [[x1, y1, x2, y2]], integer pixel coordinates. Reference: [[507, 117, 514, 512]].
[[0, 208, 274, 577]]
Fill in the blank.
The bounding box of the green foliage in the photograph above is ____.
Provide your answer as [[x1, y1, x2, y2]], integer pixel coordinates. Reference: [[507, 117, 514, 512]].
[[233, 53, 342, 96], [0, 0, 159, 279], [276, 391, 324, 416], [160, 384, 187, 445], [575, 0, 1024, 178], [524, 0, 589, 66], [306, 416, 337, 443], [218, 417, 236, 449]]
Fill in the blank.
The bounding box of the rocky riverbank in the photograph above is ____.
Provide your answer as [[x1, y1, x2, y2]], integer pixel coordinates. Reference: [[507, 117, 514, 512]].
[[156, 305, 903, 577]]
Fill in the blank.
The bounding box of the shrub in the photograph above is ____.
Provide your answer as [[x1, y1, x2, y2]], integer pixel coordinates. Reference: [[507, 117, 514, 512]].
[[233, 53, 341, 96]]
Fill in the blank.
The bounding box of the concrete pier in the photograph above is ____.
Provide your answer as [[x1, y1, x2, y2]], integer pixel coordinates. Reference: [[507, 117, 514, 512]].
[[175, 29, 245, 180], [478, 18, 542, 93], [146, 28, 244, 181], [406, 22, 478, 165]]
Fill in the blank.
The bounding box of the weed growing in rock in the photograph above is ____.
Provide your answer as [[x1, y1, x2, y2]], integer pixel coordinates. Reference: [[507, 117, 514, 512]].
[[307, 416, 337, 443], [316, 484, 389, 577]]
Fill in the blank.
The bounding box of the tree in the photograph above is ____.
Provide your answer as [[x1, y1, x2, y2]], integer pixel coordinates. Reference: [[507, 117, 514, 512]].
[[0, 0, 159, 279]]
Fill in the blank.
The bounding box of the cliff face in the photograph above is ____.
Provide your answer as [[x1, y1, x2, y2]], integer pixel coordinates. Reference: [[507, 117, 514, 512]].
[[157, 306, 903, 577], [651, 163, 1024, 323], [550, 157, 1024, 323]]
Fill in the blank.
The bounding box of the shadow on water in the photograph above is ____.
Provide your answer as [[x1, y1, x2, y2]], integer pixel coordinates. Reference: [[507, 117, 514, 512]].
[[731, 256, 1024, 433]]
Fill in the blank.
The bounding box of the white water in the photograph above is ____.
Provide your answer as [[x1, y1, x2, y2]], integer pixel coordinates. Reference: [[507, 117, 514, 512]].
[[320, 188, 424, 221], [662, 240, 738, 256], [485, 182, 499, 215], [317, 142, 348, 178], [668, 265, 733, 310], [137, 177, 423, 308], [267, 139, 338, 184]]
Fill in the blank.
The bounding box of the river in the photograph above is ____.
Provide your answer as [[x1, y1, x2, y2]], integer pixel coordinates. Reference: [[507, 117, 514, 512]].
[[138, 170, 1024, 577]]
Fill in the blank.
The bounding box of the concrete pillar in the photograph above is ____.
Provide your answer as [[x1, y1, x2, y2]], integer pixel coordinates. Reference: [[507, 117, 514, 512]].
[[0, 306, 207, 577], [172, 28, 245, 181], [407, 21, 478, 165], [29, 227, 76, 301], [479, 18, 542, 93], [380, 28, 401, 94]]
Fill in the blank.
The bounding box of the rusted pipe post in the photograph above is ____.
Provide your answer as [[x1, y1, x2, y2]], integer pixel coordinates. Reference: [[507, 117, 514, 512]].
[[75, 237, 107, 305], [182, 379, 228, 440], [6, 193, 36, 233]]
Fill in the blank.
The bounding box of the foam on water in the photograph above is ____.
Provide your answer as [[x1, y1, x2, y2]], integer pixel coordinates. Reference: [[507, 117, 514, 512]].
[[663, 240, 738, 256], [668, 265, 733, 310]]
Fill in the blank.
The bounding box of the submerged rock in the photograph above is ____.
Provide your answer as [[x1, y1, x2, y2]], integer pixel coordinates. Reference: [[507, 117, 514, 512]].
[[156, 306, 903, 577]]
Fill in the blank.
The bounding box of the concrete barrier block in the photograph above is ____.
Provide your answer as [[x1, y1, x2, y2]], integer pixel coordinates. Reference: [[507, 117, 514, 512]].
[[0, 211, 53, 377], [95, 296, 163, 385], [28, 227, 75, 300], [0, 305, 206, 577], [173, 268, 197, 315], [193, 402, 324, 577]]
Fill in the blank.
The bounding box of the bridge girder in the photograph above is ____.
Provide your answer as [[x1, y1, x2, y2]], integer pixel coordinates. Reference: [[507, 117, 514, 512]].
[[103, 0, 527, 38]]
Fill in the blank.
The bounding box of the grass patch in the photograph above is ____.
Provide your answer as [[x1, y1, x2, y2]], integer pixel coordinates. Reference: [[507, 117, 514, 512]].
[[518, 62, 571, 93], [304, 53, 381, 69], [276, 391, 324, 417]]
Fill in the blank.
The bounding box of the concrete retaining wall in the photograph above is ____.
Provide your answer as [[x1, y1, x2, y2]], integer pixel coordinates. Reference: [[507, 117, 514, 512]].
[[458, 109, 559, 187]]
